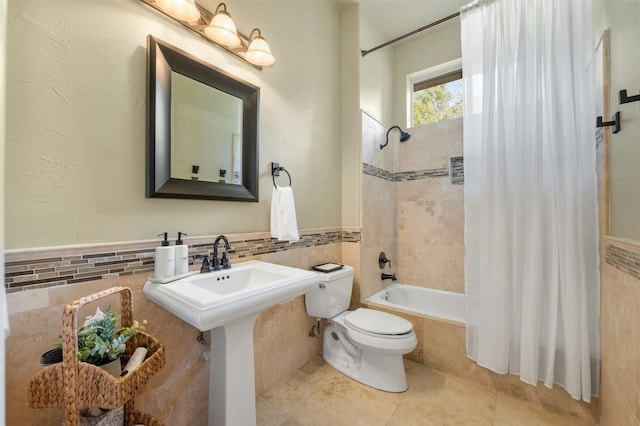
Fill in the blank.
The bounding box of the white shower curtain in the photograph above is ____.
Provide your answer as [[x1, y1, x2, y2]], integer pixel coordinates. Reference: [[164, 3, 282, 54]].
[[461, 0, 600, 401]]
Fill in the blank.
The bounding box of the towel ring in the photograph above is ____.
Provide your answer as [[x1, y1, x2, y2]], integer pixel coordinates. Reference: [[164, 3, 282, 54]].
[[272, 167, 292, 188]]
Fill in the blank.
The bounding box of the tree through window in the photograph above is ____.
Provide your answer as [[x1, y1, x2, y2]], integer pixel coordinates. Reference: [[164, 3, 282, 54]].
[[412, 69, 463, 126]]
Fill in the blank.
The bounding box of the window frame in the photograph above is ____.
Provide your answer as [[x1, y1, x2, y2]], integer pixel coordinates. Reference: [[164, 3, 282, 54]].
[[406, 58, 463, 128]]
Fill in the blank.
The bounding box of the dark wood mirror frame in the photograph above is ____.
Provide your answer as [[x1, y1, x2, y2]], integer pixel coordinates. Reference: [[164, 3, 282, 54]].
[[146, 35, 259, 201]]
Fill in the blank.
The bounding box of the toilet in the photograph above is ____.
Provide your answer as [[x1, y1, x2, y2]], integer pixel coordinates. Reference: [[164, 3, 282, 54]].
[[305, 265, 417, 392]]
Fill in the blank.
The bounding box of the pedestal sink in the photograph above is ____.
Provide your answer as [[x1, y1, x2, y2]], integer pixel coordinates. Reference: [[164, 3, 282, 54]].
[[143, 260, 320, 425]]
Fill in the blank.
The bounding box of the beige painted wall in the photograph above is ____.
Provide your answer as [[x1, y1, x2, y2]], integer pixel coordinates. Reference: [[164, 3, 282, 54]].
[[596, 0, 640, 239], [359, 11, 394, 127], [5, 0, 342, 249], [341, 4, 361, 229], [607, 1, 640, 240]]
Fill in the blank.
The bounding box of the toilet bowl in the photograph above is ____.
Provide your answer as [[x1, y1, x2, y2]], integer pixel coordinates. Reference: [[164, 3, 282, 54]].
[[324, 308, 417, 392], [305, 265, 417, 392]]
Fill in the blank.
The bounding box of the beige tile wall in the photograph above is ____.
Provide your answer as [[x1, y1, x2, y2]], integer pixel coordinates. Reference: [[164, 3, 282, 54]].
[[396, 119, 464, 293], [360, 113, 464, 299], [361, 112, 397, 300], [8, 238, 354, 425], [4, 229, 357, 293], [600, 237, 640, 426]]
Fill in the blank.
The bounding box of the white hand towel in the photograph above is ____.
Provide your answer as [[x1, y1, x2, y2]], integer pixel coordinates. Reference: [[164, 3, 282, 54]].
[[270, 185, 300, 243]]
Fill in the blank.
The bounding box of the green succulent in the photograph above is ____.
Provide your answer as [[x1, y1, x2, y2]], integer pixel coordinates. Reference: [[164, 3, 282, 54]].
[[75, 306, 146, 366]]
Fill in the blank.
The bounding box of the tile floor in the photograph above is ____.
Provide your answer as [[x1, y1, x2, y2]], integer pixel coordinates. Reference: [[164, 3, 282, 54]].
[[257, 357, 596, 426]]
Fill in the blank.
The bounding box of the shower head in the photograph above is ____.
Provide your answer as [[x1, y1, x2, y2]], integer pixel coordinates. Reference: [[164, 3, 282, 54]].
[[380, 125, 411, 150]]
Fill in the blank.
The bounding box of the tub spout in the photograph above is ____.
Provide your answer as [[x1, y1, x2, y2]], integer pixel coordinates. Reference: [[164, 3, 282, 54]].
[[381, 273, 397, 281]]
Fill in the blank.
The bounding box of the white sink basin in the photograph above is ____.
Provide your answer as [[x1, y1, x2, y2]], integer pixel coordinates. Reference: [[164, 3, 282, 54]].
[[143, 260, 319, 331]]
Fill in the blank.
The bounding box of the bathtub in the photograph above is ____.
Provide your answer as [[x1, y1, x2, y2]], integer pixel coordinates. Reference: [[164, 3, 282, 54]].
[[365, 283, 466, 324]]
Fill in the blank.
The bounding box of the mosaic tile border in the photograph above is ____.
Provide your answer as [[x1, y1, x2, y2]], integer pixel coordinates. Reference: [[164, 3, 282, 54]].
[[606, 242, 640, 279], [363, 161, 461, 183], [4, 229, 361, 293], [450, 157, 464, 185], [362, 163, 394, 182], [393, 168, 448, 182]]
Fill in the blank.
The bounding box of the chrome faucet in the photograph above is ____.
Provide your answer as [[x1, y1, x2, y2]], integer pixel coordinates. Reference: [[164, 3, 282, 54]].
[[212, 235, 234, 271]]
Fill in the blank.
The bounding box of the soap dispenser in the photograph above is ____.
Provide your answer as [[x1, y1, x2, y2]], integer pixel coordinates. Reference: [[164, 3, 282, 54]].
[[174, 232, 189, 276], [154, 232, 175, 279]]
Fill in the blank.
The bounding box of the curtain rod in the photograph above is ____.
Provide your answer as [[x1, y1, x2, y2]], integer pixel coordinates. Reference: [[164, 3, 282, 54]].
[[361, 11, 461, 57]]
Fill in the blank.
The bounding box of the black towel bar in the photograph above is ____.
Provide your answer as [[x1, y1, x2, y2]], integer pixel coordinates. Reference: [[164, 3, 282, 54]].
[[271, 162, 292, 188], [596, 112, 621, 134]]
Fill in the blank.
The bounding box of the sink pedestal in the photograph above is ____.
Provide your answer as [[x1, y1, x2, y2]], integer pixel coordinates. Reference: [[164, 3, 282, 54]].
[[210, 313, 260, 425]]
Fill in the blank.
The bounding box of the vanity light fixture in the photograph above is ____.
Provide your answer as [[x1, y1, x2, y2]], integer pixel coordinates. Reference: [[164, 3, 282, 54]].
[[204, 3, 241, 47], [155, 0, 201, 23], [245, 28, 275, 67], [141, 0, 275, 69]]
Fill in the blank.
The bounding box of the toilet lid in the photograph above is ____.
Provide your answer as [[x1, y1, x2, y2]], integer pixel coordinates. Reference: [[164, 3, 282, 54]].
[[344, 308, 413, 336]]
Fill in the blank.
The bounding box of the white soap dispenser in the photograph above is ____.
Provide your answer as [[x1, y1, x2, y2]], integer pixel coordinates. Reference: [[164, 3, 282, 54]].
[[154, 232, 175, 279], [174, 232, 189, 276]]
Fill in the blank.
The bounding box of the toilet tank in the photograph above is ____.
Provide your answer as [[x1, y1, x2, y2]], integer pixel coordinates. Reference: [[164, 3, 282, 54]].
[[305, 265, 354, 318]]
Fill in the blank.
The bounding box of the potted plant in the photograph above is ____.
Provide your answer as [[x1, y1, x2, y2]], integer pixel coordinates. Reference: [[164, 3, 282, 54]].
[[76, 305, 146, 376], [69, 305, 146, 424]]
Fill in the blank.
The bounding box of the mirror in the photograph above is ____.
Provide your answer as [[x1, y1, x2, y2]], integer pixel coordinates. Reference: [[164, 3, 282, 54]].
[[147, 35, 259, 201]]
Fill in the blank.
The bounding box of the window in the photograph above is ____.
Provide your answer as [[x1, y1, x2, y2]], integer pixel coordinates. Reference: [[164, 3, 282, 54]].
[[408, 59, 463, 127]]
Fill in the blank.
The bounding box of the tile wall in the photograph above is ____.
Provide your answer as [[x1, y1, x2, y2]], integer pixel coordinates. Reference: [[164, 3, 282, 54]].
[[396, 119, 464, 293], [6, 228, 360, 425], [4, 230, 360, 293], [360, 112, 464, 298], [360, 112, 397, 301], [600, 237, 640, 426]]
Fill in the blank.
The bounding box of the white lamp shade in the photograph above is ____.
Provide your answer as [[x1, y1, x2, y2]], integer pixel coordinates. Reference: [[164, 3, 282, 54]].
[[204, 12, 241, 47], [156, 0, 200, 22], [245, 36, 275, 66]]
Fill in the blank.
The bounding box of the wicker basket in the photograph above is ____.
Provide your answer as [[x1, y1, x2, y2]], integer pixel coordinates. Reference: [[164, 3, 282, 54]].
[[27, 287, 166, 426]]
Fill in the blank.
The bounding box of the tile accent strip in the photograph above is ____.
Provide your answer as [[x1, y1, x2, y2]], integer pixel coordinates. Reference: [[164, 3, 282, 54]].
[[606, 243, 640, 279], [393, 168, 449, 181], [450, 156, 464, 185], [362, 163, 394, 182], [363, 161, 459, 183], [4, 229, 361, 293]]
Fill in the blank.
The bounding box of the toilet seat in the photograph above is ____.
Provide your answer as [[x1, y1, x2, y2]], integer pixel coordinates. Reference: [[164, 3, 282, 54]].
[[344, 308, 413, 337]]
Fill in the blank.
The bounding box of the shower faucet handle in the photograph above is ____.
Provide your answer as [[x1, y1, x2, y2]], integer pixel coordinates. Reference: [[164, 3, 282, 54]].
[[378, 252, 391, 269]]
